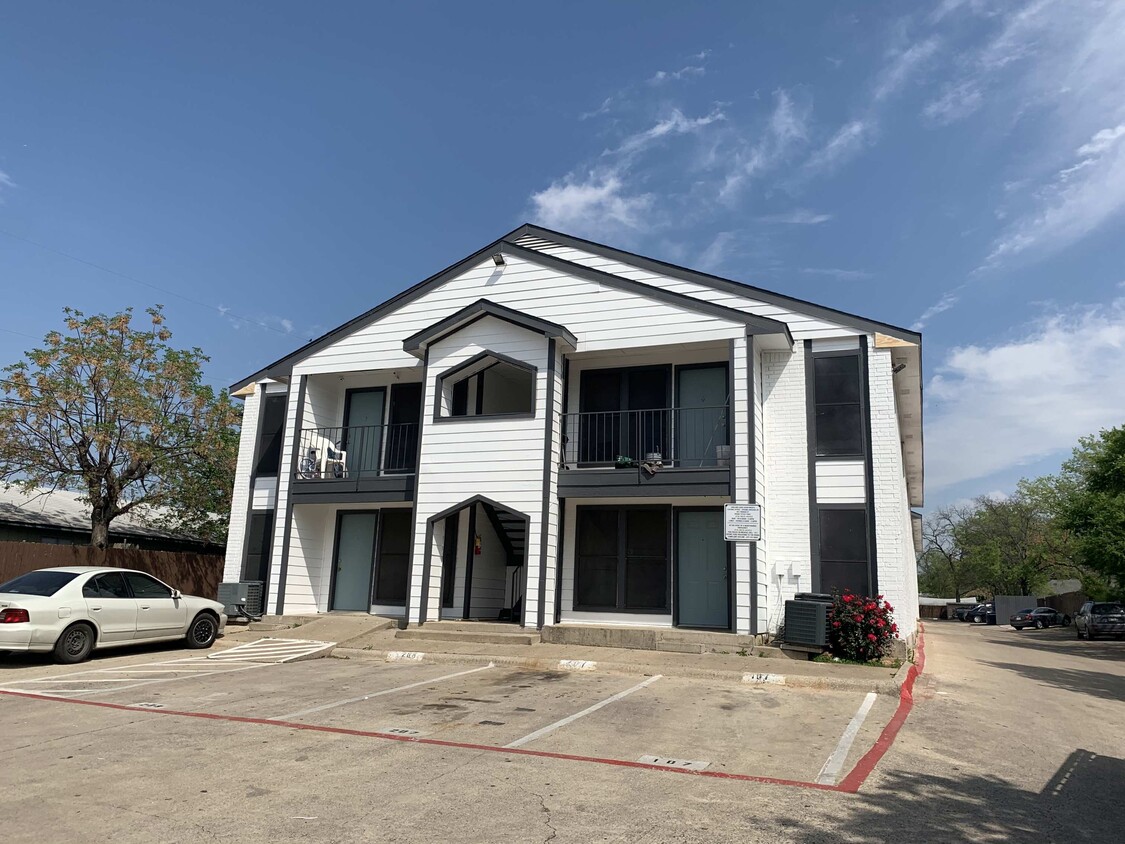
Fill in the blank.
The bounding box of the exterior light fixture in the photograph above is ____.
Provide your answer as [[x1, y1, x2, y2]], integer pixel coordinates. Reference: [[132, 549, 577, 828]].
[[492, 253, 506, 266]]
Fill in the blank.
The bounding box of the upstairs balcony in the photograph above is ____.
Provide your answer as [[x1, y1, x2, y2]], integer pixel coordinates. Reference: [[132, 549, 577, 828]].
[[290, 422, 419, 502], [558, 406, 732, 498]]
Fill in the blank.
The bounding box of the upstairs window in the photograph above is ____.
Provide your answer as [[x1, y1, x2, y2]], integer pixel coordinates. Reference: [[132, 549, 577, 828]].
[[437, 351, 536, 419], [254, 394, 287, 476], [812, 355, 864, 457]]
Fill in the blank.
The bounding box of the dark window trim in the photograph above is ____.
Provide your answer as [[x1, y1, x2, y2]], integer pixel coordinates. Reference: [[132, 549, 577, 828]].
[[462, 503, 478, 620], [578, 363, 674, 413], [251, 391, 289, 479], [860, 335, 880, 597], [813, 503, 872, 595], [241, 509, 275, 583], [573, 504, 672, 614], [275, 376, 307, 615], [810, 349, 866, 460], [328, 509, 380, 612], [372, 507, 412, 607], [342, 385, 389, 450], [671, 506, 733, 632], [433, 349, 538, 423], [441, 510, 461, 609]]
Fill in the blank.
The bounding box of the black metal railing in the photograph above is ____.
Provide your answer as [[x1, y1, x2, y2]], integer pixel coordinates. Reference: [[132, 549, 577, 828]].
[[560, 406, 730, 469], [294, 423, 419, 481]]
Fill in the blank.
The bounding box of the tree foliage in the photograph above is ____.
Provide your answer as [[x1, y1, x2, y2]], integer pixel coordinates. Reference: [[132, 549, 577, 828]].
[[1061, 426, 1125, 588], [0, 306, 241, 547]]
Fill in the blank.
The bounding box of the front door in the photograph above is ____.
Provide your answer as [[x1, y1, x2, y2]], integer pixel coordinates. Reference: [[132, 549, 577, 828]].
[[332, 512, 377, 611], [385, 382, 422, 473], [343, 388, 386, 477], [675, 365, 728, 467], [675, 509, 729, 629]]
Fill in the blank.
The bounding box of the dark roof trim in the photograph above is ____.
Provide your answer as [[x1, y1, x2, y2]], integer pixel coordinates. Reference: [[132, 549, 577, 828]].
[[402, 298, 577, 357], [435, 348, 536, 383], [498, 241, 793, 341], [510, 223, 922, 344]]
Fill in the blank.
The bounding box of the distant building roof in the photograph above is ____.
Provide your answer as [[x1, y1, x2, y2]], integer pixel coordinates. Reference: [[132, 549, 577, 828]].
[[1044, 579, 1083, 597], [0, 486, 212, 545]]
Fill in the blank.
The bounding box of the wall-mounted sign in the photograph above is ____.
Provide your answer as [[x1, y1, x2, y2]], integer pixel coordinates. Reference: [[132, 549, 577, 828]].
[[724, 503, 762, 542]]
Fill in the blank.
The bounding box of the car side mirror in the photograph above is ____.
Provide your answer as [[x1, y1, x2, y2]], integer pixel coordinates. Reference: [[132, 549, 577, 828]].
[[171, 589, 182, 600]]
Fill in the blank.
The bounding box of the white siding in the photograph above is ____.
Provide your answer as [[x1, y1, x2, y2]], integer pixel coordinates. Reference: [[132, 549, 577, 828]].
[[731, 336, 753, 634], [279, 503, 334, 615], [815, 460, 866, 504], [540, 341, 564, 627], [761, 349, 812, 633], [409, 316, 551, 625], [513, 235, 863, 342], [812, 337, 861, 352], [251, 476, 277, 510], [295, 253, 746, 376], [752, 345, 770, 634], [223, 386, 261, 583], [868, 345, 919, 639]]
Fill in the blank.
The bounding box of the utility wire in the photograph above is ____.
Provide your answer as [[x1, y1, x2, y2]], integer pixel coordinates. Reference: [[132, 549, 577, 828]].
[[0, 226, 293, 337]]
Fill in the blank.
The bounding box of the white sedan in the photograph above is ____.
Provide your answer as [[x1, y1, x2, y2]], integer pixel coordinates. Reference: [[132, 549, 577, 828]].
[[0, 567, 227, 664]]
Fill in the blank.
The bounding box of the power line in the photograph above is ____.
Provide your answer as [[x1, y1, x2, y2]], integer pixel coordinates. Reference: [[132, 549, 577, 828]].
[[0, 227, 294, 337]]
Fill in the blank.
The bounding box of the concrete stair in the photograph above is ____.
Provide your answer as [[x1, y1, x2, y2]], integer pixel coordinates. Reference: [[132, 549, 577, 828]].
[[541, 624, 761, 655], [395, 622, 539, 646]]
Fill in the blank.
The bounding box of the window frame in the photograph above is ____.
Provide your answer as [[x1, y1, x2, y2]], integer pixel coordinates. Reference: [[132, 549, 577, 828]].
[[813, 504, 871, 596], [252, 392, 288, 478], [122, 571, 176, 600], [433, 349, 538, 423], [573, 504, 672, 614], [810, 351, 866, 460]]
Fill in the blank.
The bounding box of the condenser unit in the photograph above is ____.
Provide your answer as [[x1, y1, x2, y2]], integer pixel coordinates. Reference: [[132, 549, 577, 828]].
[[783, 595, 829, 648]]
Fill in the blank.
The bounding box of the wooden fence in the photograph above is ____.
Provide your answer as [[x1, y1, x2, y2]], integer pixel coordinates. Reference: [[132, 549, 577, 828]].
[[0, 542, 225, 600]]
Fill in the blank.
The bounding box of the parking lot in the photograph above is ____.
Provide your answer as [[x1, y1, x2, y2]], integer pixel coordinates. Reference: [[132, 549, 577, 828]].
[[0, 641, 901, 789]]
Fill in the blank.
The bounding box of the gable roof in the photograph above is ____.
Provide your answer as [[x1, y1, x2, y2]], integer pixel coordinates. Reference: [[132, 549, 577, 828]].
[[230, 223, 918, 392], [402, 298, 577, 358]]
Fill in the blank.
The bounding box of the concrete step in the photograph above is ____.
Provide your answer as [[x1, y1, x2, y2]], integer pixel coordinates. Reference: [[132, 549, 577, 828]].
[[541, 624, 761, 654], [422, 621, 527, 635], [395, 628, 540, 646]]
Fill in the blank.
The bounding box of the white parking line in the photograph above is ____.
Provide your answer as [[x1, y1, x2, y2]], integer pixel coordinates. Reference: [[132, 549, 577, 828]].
[[504, 675, 664, 749], [815, 691, 878, 785], [273, 664, 494, 721], [0, 658, 273, 698]]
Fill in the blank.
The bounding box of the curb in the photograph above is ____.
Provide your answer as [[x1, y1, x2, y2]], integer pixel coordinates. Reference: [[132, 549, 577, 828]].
[[330, 647, 900, 694]]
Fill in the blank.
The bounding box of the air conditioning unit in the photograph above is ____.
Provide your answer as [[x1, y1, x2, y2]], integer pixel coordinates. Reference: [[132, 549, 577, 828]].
[[783, 595, 830, 648], [218, 581, 264, 620]]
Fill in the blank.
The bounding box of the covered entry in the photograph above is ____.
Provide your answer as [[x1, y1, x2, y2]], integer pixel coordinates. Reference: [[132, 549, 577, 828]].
[[674, 508, 730, 630], [329, 508, 412, 613]]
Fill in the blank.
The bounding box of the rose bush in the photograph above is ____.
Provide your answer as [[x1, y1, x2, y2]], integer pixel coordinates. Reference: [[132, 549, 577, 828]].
[[826, 590, 897, 662]]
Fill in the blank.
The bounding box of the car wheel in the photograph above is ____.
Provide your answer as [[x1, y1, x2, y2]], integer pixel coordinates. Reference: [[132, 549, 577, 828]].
[[1088, 628, 1098, 641], [53, 623, 95, 664], [974, 615, 983, 623], [1013, 625, 1023, 630], [1062, 615, 1072, 627], [1076, 624, 1084, 639], [1035, 619, 1045, 629], [186, 613, 218, 649]]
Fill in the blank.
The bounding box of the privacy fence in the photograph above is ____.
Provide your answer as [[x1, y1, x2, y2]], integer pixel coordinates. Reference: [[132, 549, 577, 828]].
[[0, 542, 224, 600]]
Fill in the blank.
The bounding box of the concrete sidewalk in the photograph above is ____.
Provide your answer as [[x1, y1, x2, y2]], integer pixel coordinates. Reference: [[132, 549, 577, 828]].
[[222, 616, 908, 694]]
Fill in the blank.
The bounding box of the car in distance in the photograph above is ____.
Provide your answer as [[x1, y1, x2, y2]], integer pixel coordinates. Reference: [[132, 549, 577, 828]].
[[1010, 606, 1071, 630], [0, 567, 226, 664], [970, 603, 996, 624], [953, 605, 980, 622], [1075, 601, 1125, 640]]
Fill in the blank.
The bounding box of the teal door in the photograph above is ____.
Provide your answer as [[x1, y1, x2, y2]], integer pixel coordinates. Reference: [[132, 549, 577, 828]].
[[332, 512, 377, 611], [344, 389, 386, 477], [675, 366, 728, 467], [676, 509, 729, 629]]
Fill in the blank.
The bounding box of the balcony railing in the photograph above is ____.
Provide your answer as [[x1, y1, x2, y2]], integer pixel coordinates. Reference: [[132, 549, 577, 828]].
[[561, 406, 730, 469], [294, 423, 419, 481]]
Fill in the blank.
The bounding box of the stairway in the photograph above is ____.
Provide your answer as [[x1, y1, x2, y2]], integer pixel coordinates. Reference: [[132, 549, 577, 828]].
[[395, 621, 540, 646], [481, 502, 527, 566]]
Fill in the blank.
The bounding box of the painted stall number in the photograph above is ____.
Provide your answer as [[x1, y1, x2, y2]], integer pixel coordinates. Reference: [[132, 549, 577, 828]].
[[741, 673, 785, 685], [379, 727, 424, 737], [558, 659, 597, 671], [638, 755, 710, 771], [386, 652, 426, 663], [131, 702, 166, 709]]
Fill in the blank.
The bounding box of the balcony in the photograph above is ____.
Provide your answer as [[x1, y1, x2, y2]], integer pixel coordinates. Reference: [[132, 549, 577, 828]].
[[291, 423, 419, 502], [558, 406, 732, 498]]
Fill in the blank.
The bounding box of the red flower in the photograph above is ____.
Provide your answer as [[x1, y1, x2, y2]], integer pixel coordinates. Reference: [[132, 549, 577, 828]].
[[867, 633, 877, 641], [853, 614, 863, 622], [891, 623, 898, 633], [843, 594, 853, 603], [876, 619, 885, 628], [832, 621, 841, 628], [885, 604, 894, 613]]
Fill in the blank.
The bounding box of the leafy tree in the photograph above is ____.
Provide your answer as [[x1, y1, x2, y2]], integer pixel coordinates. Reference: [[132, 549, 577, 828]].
[[1062, 426, 1125, 591], [958, 492, 1070, 596], [919, 505, 982, 600], [0, 306, 241, 547]]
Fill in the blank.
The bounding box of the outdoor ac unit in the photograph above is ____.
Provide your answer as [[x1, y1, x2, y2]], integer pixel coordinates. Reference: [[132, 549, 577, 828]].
[[784, 599, 828, 648], [218, 581, 264, 619]]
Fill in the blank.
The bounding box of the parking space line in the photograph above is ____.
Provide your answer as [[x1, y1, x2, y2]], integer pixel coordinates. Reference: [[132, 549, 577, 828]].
[[815, 692, 878, 785], [0, 661, 274, 697], [504, 674, 663, 749], [273, 664, 495, 721]]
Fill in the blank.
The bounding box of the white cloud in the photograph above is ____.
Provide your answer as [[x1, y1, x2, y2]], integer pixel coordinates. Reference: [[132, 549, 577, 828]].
[[579, 96, 615, 121], [873, 37, 941, 101], [0, 170, 14, 199], [925, 296, 1125, 490], [649, 65, 705, 85], [696, 231, 737, 272], [922, 80, 983, 125], [528, 170, 654, 236], [611, 108, 726, 159], [754, 209, 832, 225], [719, 89, 810, 199], [1077, 124, 1125, 157], [804, 120, 872, 174], [912, 288, 963, 330], [797, 267, 871, 280]]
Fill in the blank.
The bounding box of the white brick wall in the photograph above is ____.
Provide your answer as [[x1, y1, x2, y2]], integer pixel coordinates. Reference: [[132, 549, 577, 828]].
[[223, 387, 262, 583], [868, 344, 919, 639], [761, 348, 811, 633]]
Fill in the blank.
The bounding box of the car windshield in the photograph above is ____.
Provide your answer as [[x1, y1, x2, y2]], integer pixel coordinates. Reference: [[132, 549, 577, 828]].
[[1018, 608, 1035, 614], [1092, 603, 1124, 615], [0, 570, 80, 596]]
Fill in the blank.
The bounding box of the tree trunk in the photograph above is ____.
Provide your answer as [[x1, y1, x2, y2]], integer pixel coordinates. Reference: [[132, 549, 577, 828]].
[[90, 501, 111, 549]]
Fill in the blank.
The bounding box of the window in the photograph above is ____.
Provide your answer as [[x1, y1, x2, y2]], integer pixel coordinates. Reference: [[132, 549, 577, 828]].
[[123, 572, 174, 599], [242, 512, 274, 583], [374, 509, 412, 605], [254, 394, 287, 476], [437, 352, 535, 419], [817, 507, 870, 596], [575, 507, 670, 612], [83, 573, 131, 599], [0, 570, 78, 596], [813, 355, 864, 457]]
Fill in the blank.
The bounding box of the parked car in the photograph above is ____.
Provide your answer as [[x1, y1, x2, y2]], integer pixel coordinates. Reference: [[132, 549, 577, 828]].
[[1074, 601, 1125, 641], [970, 603, 996, 624], [953, 605, 980, 622], [1010, 606, 1071, 630], [0, 567, 226, 664]]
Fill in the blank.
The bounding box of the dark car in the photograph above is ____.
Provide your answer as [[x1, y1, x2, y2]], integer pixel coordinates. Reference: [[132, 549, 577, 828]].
[[1010, 606, 1070, 630], [953, 605, 980, 622], [1075, 601, 1125, 640], [970, 603, 996, 624]]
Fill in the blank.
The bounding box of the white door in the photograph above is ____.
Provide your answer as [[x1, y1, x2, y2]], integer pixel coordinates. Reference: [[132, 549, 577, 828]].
[[124, 572, 188, 638], [82, 572, 138, 643]]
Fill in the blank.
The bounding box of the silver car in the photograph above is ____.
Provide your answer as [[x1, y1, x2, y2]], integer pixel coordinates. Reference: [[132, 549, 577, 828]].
[[0, 567, 226, 663]]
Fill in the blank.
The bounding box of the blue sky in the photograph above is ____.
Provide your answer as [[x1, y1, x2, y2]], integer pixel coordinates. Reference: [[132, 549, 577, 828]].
[[2, 1, 1123, 509]]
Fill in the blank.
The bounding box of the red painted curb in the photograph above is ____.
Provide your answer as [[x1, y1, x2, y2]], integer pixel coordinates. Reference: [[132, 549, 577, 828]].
[[0, 623, 925, 793]]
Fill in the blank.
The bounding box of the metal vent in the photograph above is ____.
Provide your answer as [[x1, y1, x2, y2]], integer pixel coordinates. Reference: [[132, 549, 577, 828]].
[[218, 581, 264, 619], [784, 600, 828, 647]]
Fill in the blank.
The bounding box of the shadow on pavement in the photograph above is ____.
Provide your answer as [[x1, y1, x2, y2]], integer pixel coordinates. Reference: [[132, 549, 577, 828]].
[[980, 659, 1125, 702], [793, 749, 1122, 842], [991, 628, 1125, 662]]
